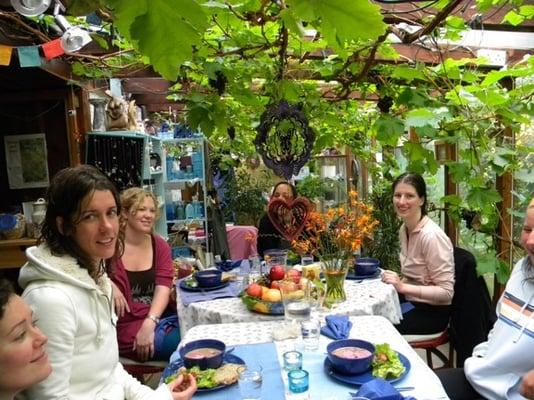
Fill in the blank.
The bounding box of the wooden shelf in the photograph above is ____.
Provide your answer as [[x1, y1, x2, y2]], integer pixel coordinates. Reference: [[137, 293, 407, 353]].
[[0, 238, 36, 270], [0, 238, 36, 248]]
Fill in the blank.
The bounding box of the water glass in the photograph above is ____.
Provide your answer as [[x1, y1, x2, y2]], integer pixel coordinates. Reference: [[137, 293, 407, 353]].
[[280, 280, 311, 323], [301, 319, 320, 351], [238, 366, 263, 400], [301, 255, 314, 266], [288, 369, 309, 394], [283, 350, 302, 371]]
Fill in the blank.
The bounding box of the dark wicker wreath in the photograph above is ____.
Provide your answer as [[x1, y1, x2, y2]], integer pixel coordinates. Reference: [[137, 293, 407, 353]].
[[254, 101, 315, 180]]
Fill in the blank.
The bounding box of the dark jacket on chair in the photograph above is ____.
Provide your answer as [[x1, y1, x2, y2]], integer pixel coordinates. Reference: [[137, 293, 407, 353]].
[[450, 247, 496, 367]]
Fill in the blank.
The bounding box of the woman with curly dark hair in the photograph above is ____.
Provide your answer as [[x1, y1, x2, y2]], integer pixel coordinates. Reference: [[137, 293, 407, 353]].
[[18, 165, 196, 400]]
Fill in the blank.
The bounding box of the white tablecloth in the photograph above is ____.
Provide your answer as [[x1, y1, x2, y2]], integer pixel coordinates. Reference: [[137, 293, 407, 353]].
[[176, 278, 402, 337], [181, 315, 449, 400]]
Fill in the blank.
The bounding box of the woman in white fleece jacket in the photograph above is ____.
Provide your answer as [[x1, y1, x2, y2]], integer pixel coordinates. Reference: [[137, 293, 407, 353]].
[[18, 165, 196, 400], [437, 198, 534, 400]]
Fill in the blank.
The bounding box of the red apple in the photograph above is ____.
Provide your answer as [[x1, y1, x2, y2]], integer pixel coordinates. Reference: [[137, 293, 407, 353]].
[[246, 283, 263, 298], [269, 265, 285, 281], [287, 268, 302, 284]]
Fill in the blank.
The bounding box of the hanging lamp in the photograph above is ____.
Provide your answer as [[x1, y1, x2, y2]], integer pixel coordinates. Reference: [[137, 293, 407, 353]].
[[10, 0, 51, 17]]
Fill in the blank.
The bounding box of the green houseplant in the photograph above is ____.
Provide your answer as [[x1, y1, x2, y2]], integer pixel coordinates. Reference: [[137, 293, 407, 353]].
[[224, 169, 273, 226], [296, 175, 328, 201], [363, 182, 402, 273]]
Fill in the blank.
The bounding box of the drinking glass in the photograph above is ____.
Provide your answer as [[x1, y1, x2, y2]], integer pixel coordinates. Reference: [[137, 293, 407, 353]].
[[301, 319, 320, 351], [283, 350, 302, 371], [238, 365, 263, 400], [279, 279, 311, 323], [300, 255, 314, 266], [264, 249, 288, 270], [288, 369, 309, 394]]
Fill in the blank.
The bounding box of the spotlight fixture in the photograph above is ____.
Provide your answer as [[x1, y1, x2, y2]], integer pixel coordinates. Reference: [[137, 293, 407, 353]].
[[10, 0, 51, 17], [55, 14, 92, 52]]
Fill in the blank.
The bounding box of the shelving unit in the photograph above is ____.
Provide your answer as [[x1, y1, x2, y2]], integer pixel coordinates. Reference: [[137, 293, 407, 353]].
[[161, 135, 210, 255], [86, 131, 167, 237]]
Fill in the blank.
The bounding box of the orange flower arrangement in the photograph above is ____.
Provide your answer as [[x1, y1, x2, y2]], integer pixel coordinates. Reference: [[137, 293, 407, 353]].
[[292, 191, 378, 272]]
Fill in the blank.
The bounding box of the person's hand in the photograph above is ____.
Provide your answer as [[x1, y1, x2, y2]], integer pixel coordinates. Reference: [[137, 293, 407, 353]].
[[381, 270, 404, 292], [168, 373, 197, 400], [110, 281, 130, 318], [520, 370, 534, 399], [132, 320, 156, 361]]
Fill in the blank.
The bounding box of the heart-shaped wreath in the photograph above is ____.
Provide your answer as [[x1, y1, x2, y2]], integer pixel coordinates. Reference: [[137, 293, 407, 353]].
[[267, 197, 312, 242]]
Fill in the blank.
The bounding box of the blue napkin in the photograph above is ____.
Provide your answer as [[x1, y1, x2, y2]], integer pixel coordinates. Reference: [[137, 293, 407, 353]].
[[400, 302, 415, 314], [216, 259, 243, 271], [178, 280, 242, 306], [353, 378, 416, 400], [320, 315, 353, 340]]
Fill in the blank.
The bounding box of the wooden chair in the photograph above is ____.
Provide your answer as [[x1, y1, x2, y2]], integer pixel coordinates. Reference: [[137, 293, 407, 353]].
[[404, 329, 453, 369], [120, 357, 167, 383]]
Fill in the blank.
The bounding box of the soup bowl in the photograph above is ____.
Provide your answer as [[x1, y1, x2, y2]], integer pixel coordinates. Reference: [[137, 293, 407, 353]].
[[354, 257, 380, 276], [179, 339, 226, 370], [195, 269, 223, 287], [326, 339, 375, 375]]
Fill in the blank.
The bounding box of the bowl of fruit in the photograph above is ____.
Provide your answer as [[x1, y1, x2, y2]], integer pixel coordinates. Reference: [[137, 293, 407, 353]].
[[240, 265, 303, 315]]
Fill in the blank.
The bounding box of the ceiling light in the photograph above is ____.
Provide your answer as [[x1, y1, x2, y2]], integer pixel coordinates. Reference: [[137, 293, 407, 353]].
[[10, 0, 51, 17], [55, 14, 92, 52]]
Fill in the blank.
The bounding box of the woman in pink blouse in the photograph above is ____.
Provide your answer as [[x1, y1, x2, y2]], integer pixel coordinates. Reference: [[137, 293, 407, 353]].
[[382, 172, 455, 334]]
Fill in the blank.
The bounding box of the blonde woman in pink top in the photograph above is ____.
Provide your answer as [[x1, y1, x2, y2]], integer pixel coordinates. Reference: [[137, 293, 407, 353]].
[[382, 172, 455, 334]]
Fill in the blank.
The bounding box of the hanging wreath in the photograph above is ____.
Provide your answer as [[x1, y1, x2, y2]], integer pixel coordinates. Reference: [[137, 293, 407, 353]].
[[254, 101, 315, 180]]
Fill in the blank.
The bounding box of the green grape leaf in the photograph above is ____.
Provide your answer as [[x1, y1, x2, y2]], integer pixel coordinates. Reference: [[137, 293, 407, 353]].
[[287, 0, 386, 44], [390, 65, 426, 83], [466, 187, 502, 210], [373, 115, 405, 146], [108, 0, 208, 81], [405, 108, 441, 128]]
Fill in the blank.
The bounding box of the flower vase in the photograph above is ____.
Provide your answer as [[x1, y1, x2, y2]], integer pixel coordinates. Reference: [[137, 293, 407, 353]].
[[323, 262, 349, 308]]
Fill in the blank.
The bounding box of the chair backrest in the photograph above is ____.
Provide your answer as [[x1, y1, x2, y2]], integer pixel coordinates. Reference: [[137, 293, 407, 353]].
[[450, 247, 496, 367]]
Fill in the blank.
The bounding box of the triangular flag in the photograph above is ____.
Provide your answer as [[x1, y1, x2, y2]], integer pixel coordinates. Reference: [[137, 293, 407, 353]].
[[0, 45, 13, 66], [18, 46, 42, 67], [42, 39, 64, 60]]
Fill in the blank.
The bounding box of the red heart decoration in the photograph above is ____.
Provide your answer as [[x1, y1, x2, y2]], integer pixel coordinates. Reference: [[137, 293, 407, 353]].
[[267, 197, 311, 242]]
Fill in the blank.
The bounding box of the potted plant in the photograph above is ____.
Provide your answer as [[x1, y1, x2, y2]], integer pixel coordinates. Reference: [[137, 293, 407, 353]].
[[363, 182, 402, 273], [224, 169, 273, 226], [296, 174, 328, 211]]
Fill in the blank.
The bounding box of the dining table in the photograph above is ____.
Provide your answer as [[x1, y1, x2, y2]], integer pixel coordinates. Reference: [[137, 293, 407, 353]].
[[175, 261, 403, 338], [167, 315, 450, 400]]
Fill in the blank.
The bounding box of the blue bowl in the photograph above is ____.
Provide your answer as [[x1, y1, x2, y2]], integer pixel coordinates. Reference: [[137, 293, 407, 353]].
[[354, 258, 380, 276], [179, 339, 226, 370], [326, 339, 375, 375], [195, 269, 223, 287]]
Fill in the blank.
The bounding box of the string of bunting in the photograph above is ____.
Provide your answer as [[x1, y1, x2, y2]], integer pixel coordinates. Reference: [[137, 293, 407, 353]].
[[0, 39, 65, 67]]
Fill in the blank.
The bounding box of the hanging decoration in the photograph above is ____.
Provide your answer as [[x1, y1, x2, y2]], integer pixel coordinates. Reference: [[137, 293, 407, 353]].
[[254, 101, 315, 180], [267, 197, 312, 242]]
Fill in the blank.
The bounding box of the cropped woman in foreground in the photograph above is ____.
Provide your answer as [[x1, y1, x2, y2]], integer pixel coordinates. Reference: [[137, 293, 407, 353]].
[[381, 172, 455, 334], [110, 188, 179, 362], [436, 197, 534, 400], [0, 279, 51, 400], [18, 165, 196, 399]]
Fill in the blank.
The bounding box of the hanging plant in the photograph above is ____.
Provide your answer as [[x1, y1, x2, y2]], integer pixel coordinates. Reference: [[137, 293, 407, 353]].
[[254, 101, 315, 180]]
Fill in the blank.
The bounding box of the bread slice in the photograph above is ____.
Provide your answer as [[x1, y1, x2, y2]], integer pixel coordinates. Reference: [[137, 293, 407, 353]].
[[213, 363, 243, 385]]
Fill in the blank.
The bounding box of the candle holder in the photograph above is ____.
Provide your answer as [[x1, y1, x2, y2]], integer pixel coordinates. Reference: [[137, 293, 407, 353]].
[[283, 350, 302, 371]]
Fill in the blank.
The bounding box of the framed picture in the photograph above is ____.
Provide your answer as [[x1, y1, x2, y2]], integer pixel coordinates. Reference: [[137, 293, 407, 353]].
[[4, 133, 49, 189]]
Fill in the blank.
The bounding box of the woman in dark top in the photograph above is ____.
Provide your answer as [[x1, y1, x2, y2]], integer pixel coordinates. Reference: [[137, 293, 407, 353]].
[[257, 181, 297, 257]]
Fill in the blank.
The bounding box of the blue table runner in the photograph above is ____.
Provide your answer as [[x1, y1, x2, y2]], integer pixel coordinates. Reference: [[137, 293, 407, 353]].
[[163, 342, 285, 399]]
